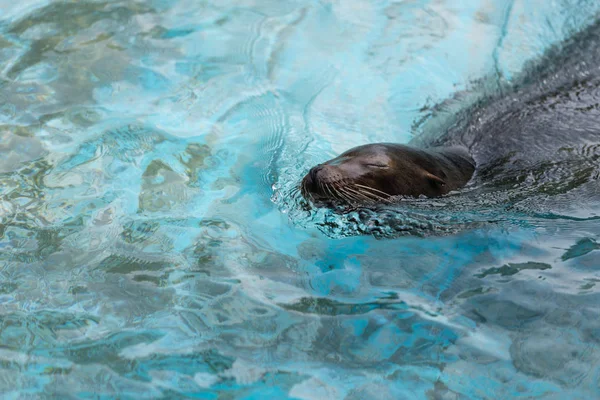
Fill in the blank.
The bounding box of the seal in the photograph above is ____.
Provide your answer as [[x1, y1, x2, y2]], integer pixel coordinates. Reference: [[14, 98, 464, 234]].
[[292, 18, 600, 238], [301, 143, 475, 205], [301, 18, 600, 211]]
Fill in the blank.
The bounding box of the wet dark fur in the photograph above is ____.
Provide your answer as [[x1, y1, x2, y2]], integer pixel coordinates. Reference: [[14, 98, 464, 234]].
[[414, 18, 600, 191], [301, 144, 475, 205]]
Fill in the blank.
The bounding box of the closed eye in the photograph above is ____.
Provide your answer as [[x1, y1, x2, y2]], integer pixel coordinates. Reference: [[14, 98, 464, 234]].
[[365, 163, 388, 168]]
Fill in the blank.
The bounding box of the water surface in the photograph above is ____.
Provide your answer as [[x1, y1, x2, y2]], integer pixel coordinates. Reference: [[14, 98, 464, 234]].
[[1, 0, 600, 398]]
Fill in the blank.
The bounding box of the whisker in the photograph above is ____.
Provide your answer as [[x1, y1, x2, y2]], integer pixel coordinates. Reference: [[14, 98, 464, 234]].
[[357, 189, 392, 205], [333, 184, 355, 204], [338, 185, 358, 198], [338, 187, 362, 203], [333, 187, 350, 203], [346, 185, 381, 201], [300, 181, 311, 200], [351, 185, 392, 203], [301, 172, 395, 207], [324, 183, 337, 199], [353, 184, 391, 198], [317, 179, 324, 194], [344, 186, 373, 202], [320, 180, 333, 200]]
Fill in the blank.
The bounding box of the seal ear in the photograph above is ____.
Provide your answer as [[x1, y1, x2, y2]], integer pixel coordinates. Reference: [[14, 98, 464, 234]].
[[423, 171, 446, 187]]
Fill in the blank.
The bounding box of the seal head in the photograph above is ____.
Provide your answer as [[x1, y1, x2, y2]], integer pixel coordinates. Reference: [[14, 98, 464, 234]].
[[301, 143, 475, 205]]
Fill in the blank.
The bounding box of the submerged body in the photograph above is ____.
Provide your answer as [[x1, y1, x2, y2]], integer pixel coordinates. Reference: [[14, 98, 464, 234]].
[[301, 143, 475, 205]]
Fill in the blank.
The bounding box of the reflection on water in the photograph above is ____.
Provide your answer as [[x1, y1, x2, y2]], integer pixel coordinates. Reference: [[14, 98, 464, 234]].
[[1, 0, 600, 398]]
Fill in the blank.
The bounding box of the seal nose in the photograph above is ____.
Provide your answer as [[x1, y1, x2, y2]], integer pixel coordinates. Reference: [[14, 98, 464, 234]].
[[309, 164, 324, 182]]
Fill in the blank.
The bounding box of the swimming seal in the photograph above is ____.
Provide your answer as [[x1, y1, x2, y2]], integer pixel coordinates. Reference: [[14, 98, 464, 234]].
[[301, 143, 475, 205], [302, 19, 600, 208]]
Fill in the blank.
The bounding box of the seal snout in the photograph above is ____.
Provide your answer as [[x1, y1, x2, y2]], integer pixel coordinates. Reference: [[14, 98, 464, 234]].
[[309, 164, 324, 183], [302, 164, 340, 201], [301, 165, 322, 198]]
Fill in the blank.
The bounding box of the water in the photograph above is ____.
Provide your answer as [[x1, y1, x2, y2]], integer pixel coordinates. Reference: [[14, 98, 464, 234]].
[[1, 1, 600, 398]]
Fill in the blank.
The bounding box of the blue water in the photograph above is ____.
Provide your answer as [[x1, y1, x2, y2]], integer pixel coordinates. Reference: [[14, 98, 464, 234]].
[[1, 1, 600, 398]]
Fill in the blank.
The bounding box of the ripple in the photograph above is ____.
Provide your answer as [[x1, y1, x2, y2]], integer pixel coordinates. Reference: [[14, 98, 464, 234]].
[[511, 328, 597, 387], [3, 0, 600, 398]]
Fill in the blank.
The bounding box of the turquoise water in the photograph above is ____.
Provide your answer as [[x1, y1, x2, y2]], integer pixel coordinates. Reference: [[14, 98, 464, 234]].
[[1, 0, 600, 398]]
